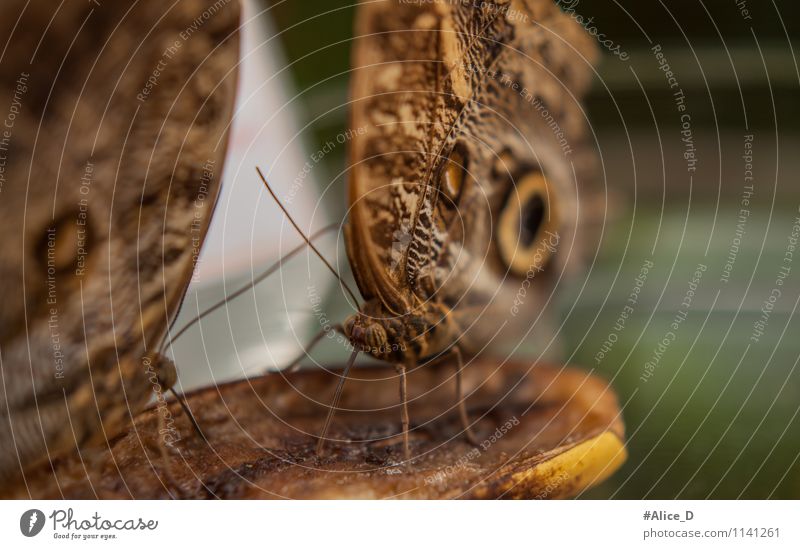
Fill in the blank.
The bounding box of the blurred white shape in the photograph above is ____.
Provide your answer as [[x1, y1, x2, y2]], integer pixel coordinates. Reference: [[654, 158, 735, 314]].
[[171, 0, 332, 390]]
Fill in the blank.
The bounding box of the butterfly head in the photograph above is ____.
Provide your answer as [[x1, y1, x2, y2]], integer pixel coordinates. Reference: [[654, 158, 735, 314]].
[[343, 310, 405, 362]]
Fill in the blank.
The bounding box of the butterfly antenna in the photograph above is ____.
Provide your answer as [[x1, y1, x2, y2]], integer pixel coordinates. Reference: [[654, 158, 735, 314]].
[[256, 166, 360, 307], [316, 347, 359, 456], [160, 223, 340, 353]]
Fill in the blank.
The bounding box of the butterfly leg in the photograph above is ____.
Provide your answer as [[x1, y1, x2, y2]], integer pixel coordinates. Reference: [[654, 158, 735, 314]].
[[452, 346, 479, 446], [282, 324, 345, 373], [316, 348, 359, 456], [397, 362, 411, 461], [155, 411, 184, 498], [419, 303, 480, 446], [169, 387, 208, 444], [153, 355, 208, 444]]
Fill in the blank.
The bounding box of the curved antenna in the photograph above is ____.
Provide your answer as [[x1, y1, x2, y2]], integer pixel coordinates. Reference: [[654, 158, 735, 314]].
[[162, 223, 339, 352], [256, 166, 361, 307]]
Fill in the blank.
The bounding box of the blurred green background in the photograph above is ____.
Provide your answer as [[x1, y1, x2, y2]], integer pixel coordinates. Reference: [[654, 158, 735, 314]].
[[259, 0, 800, 498]]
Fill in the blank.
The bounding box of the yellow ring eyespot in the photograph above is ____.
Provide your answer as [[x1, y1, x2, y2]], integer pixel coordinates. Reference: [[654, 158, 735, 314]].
[[497, 172, 560, 276], [440, 146, 467, 204]]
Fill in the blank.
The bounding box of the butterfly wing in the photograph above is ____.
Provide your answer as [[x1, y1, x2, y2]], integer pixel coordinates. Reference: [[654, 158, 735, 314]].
[[0, 0, 240, 484], [348, 0, 597, 345], [348, 0, 513, 313], [427, 0, 600, 305]]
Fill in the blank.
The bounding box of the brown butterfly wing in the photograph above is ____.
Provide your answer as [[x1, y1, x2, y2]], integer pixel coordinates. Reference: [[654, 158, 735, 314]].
[[422, 1, 600, 315], [0, 0, 240, 485], [348, 0, 597, 341], [348, 0, 513, 312]]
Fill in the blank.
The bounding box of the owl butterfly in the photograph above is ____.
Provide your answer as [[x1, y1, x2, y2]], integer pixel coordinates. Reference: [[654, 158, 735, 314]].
[[0, 0, 240, 487], [290, 0, 600, 458]]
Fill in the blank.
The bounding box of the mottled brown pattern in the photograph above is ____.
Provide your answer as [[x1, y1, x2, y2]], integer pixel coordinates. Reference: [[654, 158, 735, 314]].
[[4, 358, 625, 499], [345, 0, 598, 361], [0, 0, 240, 486]]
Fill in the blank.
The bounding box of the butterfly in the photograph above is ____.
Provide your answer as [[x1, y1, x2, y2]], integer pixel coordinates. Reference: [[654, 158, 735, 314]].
[[0, 0, 241, 487], [0, 0, 600, 488], [271, 0, 600, 459]]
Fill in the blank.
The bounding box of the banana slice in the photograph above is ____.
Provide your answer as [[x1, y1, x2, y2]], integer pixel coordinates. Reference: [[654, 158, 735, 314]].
[[7, 358, 626, 499]]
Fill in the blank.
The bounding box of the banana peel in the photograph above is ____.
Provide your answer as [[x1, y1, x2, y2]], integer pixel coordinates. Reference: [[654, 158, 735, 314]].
[[6, 357, 626, 499]]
